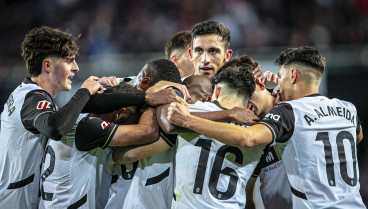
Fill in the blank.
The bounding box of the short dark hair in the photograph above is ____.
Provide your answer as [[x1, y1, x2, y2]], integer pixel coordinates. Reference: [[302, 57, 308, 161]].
[[216, 54, 259, 75], [21, 26, 79, 77], [104, 83, 139, 94], [212, 65, 255, 100], [147, 59, 181, 84], [275, 46, 326, 72], [104, 83, 141, 123], [165, 31, 192, 59], [191, 20, 231, 50]]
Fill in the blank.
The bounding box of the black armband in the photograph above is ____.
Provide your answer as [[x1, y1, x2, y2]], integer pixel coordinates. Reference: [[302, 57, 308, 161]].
[[160, 131, 177, 147], [82, 93, 146, 114], [170, 86, 184, 99]]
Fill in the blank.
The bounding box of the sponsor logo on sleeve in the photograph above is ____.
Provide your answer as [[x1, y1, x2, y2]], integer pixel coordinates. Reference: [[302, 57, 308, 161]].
[[36, 100, 51, 110], [101, 121, 110, 129], [264, 113, 281, 122]]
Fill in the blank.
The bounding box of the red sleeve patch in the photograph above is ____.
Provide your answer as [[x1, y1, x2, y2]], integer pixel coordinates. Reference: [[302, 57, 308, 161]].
[[101, 121, 110, 129], [36, 100, 51, 110]]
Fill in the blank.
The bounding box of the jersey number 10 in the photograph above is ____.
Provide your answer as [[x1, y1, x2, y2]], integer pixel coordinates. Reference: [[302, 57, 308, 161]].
[[316, 131, 357, 187]]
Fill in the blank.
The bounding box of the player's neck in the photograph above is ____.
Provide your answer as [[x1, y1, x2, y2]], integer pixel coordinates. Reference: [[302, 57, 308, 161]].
[[217, 96, 246, 109], [292, 84, 319, 100], [260, 94, 275, 119], [31, 75, 57, 98]]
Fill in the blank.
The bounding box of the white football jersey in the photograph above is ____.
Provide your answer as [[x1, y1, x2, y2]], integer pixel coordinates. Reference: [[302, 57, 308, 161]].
[[105, 147, 176, 209], [173, 101, 265, 209], [39, 114, 116, 209], [0, 79, 49, 209], [259, 94, 365, 208]]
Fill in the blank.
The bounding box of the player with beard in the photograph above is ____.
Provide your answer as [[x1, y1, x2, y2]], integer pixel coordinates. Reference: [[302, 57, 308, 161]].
[[189, 20, 232, 78], [168, 46, 364, 209], [113, 58, 264, 209]]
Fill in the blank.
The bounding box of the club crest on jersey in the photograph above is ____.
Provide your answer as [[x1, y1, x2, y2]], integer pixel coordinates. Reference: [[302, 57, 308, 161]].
[[37, 100, 51, 109], [101, 121, 110, 129]]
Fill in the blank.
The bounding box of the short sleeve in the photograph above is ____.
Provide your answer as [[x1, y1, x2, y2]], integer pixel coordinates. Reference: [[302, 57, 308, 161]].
[[75, 114, 118, 151], [257, 103, 295, 143]]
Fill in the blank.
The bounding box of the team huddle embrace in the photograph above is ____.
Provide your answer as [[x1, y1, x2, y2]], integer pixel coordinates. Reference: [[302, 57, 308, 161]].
[[0, 20, 365, 209]]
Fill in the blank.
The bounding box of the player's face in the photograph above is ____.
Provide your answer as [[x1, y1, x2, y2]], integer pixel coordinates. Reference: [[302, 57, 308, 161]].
[[177, 48, 195, 78], [186, 88, 211, 104], [51, 56, 79, 93], [278, 65, 292, 101], [248, 83, 275, 119], [190, 34, 232, 78], [248, 85, 265, 117]]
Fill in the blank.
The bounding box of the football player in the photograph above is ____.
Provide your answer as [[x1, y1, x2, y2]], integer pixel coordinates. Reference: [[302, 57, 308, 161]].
[[0, 26, 102, 209], [168, 46, 365, 208]]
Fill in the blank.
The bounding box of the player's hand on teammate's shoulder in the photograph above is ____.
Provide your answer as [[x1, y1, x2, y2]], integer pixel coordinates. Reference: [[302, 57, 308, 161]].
[[228, 107, 260, 126], [146, 81, 191, 101], [80, 76, 104, 95], [145, 88, 181, 107], [167, 96, 191, 127], [145, 81, 191, 106], [98, 76, 118, 87]]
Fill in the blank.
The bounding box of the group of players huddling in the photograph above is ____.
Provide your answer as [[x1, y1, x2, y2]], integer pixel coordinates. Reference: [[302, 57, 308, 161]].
[[0, 20, 365, 209]]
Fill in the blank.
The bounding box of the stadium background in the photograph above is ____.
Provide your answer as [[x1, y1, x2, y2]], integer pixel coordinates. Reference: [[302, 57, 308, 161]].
[[0, 0, 367, 205]]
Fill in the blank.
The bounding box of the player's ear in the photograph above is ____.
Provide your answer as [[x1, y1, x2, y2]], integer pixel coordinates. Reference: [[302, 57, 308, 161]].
[[188, 48, 193, 61], [170, 55, 180, 69], [256, 79, 266, 91], [291, 68, 298, 84], [140, 77, 151, 91], [42, 58, 53, 74], [213, 85, 221, 100], [201, 95, 212, 102], [224, 49, 232, 62], [117, 108, 126, 118]]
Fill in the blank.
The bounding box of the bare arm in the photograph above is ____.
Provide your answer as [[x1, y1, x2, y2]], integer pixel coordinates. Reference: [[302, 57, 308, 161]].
[[167, 97, 272, 148], [109, 107, 159, 146], [192, 107, 260, 125], [156, 104, 192, 134], [156, 102, 259, 134], [112, 138, 170, 164]]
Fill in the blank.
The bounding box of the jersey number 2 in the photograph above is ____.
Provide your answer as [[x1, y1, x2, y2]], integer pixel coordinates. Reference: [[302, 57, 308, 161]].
[[316, 131, 357, 187], [193, 138, 243, 200], [41, 145, 55, 201]]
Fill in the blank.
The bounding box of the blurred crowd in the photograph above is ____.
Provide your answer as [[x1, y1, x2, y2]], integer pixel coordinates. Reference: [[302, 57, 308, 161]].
[[0, 0, 368, 63]]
